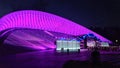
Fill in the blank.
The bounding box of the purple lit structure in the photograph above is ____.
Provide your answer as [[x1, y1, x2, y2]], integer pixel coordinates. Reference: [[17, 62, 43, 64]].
[[0, 10, 111, 49]]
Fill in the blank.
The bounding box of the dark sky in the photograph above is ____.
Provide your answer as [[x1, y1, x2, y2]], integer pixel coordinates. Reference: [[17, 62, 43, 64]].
[[0, 0, 120, 28]]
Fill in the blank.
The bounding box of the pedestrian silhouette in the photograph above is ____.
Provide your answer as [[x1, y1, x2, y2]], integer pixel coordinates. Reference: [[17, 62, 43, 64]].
[[91, 47, 100, 67]]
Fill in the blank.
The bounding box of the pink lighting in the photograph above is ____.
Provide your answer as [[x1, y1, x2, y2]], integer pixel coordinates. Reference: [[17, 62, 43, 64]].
[[0, 10, 111, 49]]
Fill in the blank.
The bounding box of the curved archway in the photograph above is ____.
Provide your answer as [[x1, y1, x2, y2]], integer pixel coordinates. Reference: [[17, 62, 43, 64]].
[[0, 10, 111, 49]]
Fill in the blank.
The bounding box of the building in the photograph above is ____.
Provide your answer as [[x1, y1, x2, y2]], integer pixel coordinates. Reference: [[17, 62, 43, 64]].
[[0, 10, 111, 49]]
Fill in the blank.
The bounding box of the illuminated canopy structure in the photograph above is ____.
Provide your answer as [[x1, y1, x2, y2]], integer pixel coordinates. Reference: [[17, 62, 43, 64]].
[[0, 10, 111, 49]]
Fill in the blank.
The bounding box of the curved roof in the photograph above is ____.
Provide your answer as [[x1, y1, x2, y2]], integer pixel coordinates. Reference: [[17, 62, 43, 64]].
[[0, 10, 111, 43]]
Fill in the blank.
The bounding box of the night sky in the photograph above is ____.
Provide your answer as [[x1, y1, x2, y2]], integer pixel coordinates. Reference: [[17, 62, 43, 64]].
[[0, 0, 120, 28]]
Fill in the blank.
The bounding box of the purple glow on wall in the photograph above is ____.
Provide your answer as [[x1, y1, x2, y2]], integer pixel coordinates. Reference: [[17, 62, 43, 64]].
[[5, 30, 56, 49], [0, 10, 111, 49]]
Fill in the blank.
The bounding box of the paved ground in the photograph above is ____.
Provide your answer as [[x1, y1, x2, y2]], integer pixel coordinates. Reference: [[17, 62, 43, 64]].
[[0, 45, 120, 68]]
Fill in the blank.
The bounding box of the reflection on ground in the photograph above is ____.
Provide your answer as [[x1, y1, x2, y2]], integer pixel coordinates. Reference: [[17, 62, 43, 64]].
[[0, 45, 120, 68]]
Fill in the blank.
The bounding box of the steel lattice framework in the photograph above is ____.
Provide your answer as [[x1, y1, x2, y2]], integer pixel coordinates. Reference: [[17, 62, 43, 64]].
[[0, 10, 111, 43]]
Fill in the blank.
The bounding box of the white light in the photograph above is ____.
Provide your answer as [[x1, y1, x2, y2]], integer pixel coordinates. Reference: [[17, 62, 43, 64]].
[[101, 42, 109, 47], [56, 40, 80, 51], [87, 41, 95, 47], [116, 40, 118, 42]]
